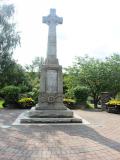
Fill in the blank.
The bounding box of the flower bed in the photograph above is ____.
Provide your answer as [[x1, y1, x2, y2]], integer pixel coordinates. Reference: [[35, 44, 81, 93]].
[[18, 97, 35, 108], [63, 98, 76, 109], [106, 100, 120, 113]]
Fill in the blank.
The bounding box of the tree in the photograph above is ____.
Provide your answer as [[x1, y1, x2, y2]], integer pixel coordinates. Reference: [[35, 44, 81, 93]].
[[76, 56, 108, 108], [66, 56, 107, 107], [105, 54, 120, 96], [63, 67, 80, 98], [24, 57, 45, 102], [73, 86, 89, 103], [7, 61, 31, 89], [65, 54, 120, 108], [25, 56, 44, 79], [0, 4, 20, 88]]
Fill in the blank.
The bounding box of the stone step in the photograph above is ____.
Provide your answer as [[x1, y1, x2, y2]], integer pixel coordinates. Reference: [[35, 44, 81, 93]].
[[28, 109, 73, 118], [21, 117, 82, 123]]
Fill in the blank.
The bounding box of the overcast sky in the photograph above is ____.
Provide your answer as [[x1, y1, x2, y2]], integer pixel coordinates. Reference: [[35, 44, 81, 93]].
[[4, 0, 120, 67]]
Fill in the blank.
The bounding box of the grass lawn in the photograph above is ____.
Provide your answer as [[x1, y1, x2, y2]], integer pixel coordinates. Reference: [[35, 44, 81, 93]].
[[86, 101, 94, 109], [86, 101, 102, 109], [0, 99, 4, 109]]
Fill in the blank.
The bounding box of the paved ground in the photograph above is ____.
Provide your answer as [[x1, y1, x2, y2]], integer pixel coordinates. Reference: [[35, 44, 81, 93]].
[[0, 109, 120, 160]]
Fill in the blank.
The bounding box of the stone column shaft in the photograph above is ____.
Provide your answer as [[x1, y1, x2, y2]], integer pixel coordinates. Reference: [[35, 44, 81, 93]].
[[47, 24, 57, 58]]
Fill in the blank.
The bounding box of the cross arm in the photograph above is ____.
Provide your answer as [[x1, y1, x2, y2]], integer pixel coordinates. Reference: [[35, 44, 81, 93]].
[[42, 16, 49, 24], [58, 17, 63, 24]]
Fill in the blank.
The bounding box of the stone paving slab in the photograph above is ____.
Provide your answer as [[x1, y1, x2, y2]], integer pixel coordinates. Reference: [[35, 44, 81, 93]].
[[0, 109, 120, 160]]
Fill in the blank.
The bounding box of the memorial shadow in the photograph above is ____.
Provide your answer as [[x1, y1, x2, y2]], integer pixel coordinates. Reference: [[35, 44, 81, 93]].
[[1, 107, 120, 156], [11, 124, 120, 153], [49, 124, 120, 152], [0, 124, 120, 160]]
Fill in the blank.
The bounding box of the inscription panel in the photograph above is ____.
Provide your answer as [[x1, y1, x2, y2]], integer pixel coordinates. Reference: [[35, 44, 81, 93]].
[[46, 70, 58, 93]]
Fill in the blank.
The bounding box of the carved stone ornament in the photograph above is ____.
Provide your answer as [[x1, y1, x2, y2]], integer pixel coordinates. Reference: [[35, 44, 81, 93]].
[[39, 93, 63, 104], [48, 96, 55, 103]]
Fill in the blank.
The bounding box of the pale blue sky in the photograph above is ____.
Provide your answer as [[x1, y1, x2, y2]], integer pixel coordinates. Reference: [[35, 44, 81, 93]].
[[5, 0, 120, 67]]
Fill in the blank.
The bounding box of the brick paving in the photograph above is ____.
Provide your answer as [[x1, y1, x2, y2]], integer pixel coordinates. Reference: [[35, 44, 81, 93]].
[[0, 109, 120, 160]]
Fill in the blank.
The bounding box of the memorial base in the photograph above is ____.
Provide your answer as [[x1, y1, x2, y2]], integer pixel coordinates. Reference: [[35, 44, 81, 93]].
[[20, 106, 82, 123], [28, 107, 73, 118]]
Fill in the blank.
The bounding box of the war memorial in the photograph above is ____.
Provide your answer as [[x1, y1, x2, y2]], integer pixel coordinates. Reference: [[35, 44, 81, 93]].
[[20, 9, 82, 123]]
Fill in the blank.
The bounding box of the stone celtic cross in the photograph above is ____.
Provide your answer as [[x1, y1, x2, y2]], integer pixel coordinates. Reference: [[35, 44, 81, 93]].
[[20, 8, 82, 124], [43, 9, 63, 58]]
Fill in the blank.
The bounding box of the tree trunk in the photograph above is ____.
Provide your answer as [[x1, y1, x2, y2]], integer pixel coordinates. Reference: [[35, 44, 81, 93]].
[[94, 100, 98, 108], [93, 96, 99, 108]]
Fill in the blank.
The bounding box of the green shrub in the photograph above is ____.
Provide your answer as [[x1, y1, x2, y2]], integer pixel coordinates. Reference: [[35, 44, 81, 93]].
[[18, 85, 30, 93], [73, 86, 89, 103], [27, 88, 39, 103], [86, 101, 94, 109], [1, 85, 20, 105], [64, 88, 75, 99], [115, 92, 120, 100], [18, 97, 34, 108], [0, 99, 4, 109]]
